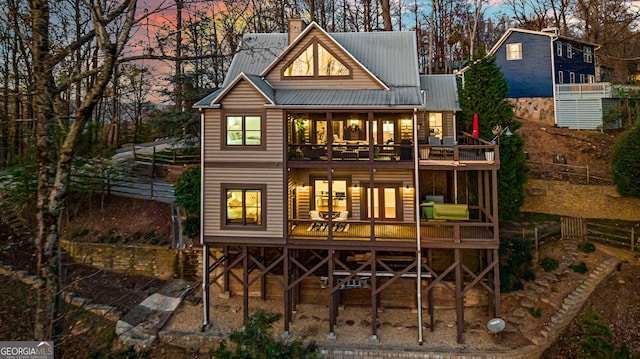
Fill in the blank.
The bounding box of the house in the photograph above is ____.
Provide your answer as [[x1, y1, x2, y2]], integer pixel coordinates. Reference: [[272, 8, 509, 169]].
[[194, 20, 502, 345], [486, 28, 612, 130]]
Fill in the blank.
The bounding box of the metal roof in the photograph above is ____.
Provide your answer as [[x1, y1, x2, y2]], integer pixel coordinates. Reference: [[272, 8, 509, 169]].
[[275, 87, 422, 107], [195, 24, 435, 109], [330, 32, 420, 88], [419, 74, 460, 111]]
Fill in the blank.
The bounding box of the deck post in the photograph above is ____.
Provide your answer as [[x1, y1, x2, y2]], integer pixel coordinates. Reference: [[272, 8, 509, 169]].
[[370, 250, 378, 341], [284, 247, 291, 334], [428, 248, 434, 331], [328, 251, 336, 339], [493, 248, 501, 318], [202, 243, 210, 330], [242, 246, 249, 324], [455, 248, 464, 344]]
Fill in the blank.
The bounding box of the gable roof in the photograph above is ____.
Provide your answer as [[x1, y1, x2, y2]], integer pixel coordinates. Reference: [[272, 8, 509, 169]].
[[195, 22, 423, 109], [419, 75, 460, 111], [198, 73, 276, 108], [488, 28, 600, 57], [260, 22, 390, 89]]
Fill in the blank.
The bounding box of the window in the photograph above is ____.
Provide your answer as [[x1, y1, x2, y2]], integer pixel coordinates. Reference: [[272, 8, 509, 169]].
[[556, 42, 563, 56], [580, 74, 586, 83], [225, 115, 262, 146], [567, 44, 573, 58], [584, 46, 592, 63], [558, 71, 564, 84], [313, 179, 347, 213], [588, 75, 595, 83], [284, 42, 351, 78], [569, 72, 575, 83], [506, 43, 522, 60], [224, 186, 264, 228]]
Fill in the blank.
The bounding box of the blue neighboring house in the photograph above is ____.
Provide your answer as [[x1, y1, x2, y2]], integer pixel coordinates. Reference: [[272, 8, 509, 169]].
[[488, 28, 599, 98]]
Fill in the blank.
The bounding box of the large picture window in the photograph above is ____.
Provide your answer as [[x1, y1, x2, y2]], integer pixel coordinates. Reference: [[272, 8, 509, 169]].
[[284, 41, 351, 78], [225, 115, 262, 146], [224, 185, 265, 229]]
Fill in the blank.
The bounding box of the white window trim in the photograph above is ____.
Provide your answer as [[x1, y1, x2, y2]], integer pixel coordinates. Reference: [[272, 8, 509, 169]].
[[569, 72, 575, 83], [567, 44, 573, 58], [556, 43, 563, 57], [506, 43, 522, 60], [558, 71, 564, 84]]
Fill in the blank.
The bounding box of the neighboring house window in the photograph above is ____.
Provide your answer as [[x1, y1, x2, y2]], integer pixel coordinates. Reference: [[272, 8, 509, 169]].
[[584, 46, 592, 63], [588, 74, 595, 83], [224, 185, 265, 228], [567, 44, 573, 58], [556, 42, 563, 56], [284, 42, 350, 77], [225, 115, 262, 146], [569, 72, 575, 83], [558, 71, 564, 83], [506, 43, 522, 60], [580, 74, 586, 83]]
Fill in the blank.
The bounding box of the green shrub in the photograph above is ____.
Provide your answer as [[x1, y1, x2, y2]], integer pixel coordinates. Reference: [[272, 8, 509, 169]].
[[539, 257, 559, 272], [570, 262, 588, 274], [144, 231, 158, 245], [527, 307, 541, 318], [578, 242, 596, 253], [578, 308, 640, 358], [499, 237, 535, 292], [611, 126, 640, 197], [182, 217, 200, 238], [211, 309, 319, 359]]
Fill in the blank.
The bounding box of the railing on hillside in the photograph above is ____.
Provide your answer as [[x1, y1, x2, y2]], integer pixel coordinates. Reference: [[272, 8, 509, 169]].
[[587, 220, 639, 252], [527, 160, 613, 185], [70, 172, 174, 203], [133, 146, 200, 166]]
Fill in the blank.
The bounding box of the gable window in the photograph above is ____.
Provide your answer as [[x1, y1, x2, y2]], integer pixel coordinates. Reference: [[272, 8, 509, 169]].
[[584, 46, 592, 63], [225, 115, 262, 147], [224, 185, 265, 229], [569, 72, 575, 83], [556, 42, 563, 56], [567, 44, 573, 58], [558, 71, 564, 84], [284, 41, 351, 78], [506, 43, 522, 60]]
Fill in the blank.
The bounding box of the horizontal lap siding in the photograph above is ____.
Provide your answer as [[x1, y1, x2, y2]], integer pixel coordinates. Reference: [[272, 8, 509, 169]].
[[265, 29, 383, 90], [202, 80, 286, 240], [555, 99, 602, 130], [203, 167, 284, 238]]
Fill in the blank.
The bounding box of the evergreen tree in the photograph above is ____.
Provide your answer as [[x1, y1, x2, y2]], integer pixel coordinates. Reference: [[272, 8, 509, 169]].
[[458, 51, 528, 221], [611, 125, 640, 197]]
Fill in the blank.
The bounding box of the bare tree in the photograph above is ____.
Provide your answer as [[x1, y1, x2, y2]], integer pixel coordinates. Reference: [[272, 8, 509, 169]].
[[28, 0, 137, 341]]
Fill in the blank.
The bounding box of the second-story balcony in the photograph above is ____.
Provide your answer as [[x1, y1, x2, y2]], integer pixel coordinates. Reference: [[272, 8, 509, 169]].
[[288, 135, 500, 169]]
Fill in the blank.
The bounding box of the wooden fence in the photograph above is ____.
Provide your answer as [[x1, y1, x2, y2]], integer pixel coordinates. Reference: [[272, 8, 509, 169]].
[[527, 160, 613, 185], [500, 222, 561, 254], [586, 220, 639, 252], [133, 146, 200, 166]]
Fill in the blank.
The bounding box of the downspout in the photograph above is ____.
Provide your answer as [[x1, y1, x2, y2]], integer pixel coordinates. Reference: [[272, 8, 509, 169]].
[[550, 33, 559, 127], [200, 109, 209, 329], [413, 108, 424, 344]]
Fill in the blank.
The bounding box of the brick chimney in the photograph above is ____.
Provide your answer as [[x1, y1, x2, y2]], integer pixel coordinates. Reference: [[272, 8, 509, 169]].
[[288, 19, 306, 44]]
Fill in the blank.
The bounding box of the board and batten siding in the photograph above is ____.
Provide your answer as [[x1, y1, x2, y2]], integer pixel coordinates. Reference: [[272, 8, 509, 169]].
[[203, 167, 284, 238], [264, 28, 384, 90]]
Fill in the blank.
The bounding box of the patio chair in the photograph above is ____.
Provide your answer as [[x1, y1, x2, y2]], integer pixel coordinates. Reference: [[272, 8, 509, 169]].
[[334, 210, 349, 221], [310, 210, 324, 221], [442, 136, 455, 146]]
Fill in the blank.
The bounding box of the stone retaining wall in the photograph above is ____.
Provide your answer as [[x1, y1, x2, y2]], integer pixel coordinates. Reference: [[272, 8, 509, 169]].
[[509, 97, 555, 126], [61, 240, 209, 281]]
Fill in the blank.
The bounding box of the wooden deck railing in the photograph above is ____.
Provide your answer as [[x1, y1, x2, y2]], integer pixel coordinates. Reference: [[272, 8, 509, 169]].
[[287, 219, 497, 245]]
